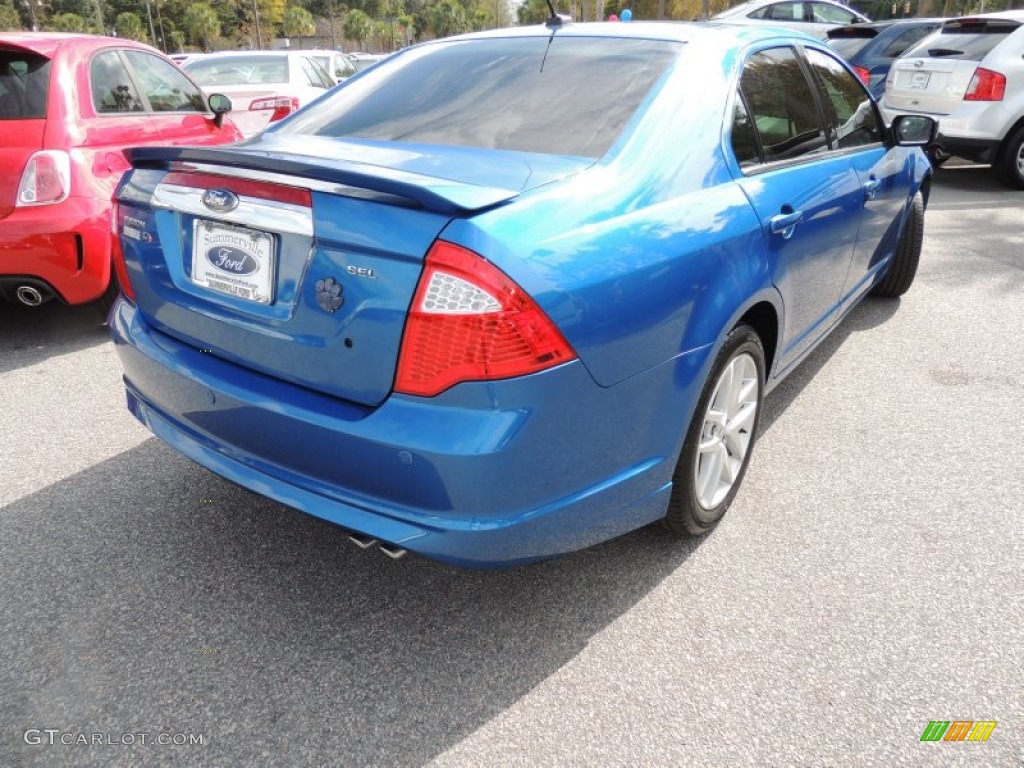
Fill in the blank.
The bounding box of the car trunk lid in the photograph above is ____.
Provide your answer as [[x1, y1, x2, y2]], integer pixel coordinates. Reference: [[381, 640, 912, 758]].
[[116, 139, 589, 406]]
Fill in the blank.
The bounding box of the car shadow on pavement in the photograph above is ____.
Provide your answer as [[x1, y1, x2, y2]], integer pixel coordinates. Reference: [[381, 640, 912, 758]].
[[0, 439, 703, 768], [0, 301, 109, 375], [759, 296, 901, 436]]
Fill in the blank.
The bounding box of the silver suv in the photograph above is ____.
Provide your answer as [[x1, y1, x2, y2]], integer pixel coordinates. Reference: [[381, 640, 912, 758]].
[[881, 12, 1024, 188]]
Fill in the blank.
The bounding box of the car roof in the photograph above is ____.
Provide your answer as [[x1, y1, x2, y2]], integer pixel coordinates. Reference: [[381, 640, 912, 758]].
[[0, 32, 161, 58], [194, 50, 317, 58], [441, 20, 822, 47], [947, 10, 1024, 21]]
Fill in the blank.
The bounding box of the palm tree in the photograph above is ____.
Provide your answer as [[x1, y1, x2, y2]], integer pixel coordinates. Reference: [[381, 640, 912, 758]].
[[183, 2, 221, 49], [283, 6, 316, 48]]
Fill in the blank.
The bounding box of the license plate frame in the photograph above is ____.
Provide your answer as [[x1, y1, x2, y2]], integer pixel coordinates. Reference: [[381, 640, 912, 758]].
[[191, 220, 275, 304]]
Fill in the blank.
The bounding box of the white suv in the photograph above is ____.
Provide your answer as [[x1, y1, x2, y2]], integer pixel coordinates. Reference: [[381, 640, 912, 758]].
[[881, 12, 1024, 188]]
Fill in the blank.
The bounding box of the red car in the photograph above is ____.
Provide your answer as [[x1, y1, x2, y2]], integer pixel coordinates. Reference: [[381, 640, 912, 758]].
[[0, 33, 241, 310]]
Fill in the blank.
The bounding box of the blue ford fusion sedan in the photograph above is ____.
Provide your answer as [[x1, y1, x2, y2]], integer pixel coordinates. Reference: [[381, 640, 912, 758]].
[[110, 21, 935, 567]]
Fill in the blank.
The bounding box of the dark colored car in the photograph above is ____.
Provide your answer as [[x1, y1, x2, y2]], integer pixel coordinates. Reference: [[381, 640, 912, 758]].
[[110, 23, 935, 567], [827, 19, 945, 99], [0, 33, 241, 310]]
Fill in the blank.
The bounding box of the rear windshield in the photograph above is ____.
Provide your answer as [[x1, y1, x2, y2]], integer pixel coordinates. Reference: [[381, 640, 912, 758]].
[[0, 50, 50, 120], [280, 37, 680, 158], [903, 19, 1020, 61], [184, 55, 289, 86]]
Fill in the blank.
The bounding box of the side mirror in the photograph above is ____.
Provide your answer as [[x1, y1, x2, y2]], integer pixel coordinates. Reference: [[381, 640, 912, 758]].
[[892, 114, 937, 146], [208, 93, 232, 129]]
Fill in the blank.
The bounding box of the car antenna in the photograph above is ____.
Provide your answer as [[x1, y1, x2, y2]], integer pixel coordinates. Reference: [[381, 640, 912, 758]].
[[545, 0, 571, 27]]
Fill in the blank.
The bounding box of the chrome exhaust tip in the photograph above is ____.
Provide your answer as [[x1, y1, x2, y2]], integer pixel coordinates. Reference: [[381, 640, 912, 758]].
[[15, 285, 47, 307], [348, 532, 378, 549], [378, 543, 408, 560]]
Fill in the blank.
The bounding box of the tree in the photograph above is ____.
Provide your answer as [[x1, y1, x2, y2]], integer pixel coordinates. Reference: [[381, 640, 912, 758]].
[[283, 5, 315, 46], [0, 0, 21, 31], [183, 2, 221, 48], [48, 12, 87, 31], [425, 0, 468, 38], [517, 0, 549, 24], [115, 11, 147, 41], [343, 8, 372, 47]]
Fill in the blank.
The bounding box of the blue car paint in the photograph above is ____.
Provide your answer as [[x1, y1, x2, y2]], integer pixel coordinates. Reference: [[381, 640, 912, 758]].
[[111, 23, 931, 566]]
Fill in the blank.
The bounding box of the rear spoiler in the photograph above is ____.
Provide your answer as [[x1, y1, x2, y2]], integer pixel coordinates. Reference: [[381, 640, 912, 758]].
[[126, 146, 521, 215]]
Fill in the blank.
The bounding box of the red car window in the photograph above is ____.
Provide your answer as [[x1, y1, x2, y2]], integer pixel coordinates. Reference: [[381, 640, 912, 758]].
[[0, 51, 49, 120], [90, 50, 144, 113]]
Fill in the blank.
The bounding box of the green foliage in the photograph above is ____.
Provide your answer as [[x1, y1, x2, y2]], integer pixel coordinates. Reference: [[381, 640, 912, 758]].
[[48, 12, 87, 32], [343, 8, 372, 45], [115, 11, 146, 41], [0, 0, 22, 31], [283, 5, 316, 39], [183, 2, 221, 48], [426, 0, 469, 38]]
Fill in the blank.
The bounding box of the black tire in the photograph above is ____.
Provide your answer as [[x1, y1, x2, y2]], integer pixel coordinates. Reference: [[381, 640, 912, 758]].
[[994, 124, 1024, 190], [926, 145, 949, 168], [663, 324, 765, 536], [871, 191, 923, 298]]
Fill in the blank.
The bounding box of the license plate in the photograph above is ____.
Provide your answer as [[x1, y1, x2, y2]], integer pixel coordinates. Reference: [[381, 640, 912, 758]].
[[908, 71, 931, 90], [191, 220, 275, 304]]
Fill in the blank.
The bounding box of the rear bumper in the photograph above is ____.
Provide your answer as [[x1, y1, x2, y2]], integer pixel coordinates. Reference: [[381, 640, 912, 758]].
[[880, 101, 1010, 164], [0, 196, 112, 304], [111, 299, 710, 567], [931, 135, 1000, 165]]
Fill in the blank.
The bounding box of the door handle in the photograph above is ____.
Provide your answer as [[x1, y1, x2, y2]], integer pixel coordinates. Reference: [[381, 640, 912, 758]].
[[769, 210, 803, 240], [864, 178, 881, 200]]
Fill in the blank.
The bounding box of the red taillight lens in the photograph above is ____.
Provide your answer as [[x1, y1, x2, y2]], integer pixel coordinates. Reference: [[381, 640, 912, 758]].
[[110, 201, 136, 302], [964, 68, 1005, 101], [249, 96, 299, 121], [853, 65, 870, 87], [395, 241, 577, 397], [16, 150, 71, 206]]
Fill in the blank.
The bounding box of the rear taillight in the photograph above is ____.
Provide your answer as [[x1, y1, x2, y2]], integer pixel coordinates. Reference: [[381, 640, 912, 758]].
[[110, 201, 136, 302], [395, 241, 577, 397], [964, 68, 1005, 101], [249, 96, 299, 121], [853, 65, 870, 87], [16, 150, 71, 207]]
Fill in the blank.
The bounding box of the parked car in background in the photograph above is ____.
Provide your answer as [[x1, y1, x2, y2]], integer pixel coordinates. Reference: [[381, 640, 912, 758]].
[[308, 49, 358, 84], [0, 33, 241, 310], [182, 50, 334, 138], [347, 52, 387, 71], [827, 19, 945, 99], [712, 0, 870, 40], [110, 22, 934, 567], [881, 11, 1024, 186]]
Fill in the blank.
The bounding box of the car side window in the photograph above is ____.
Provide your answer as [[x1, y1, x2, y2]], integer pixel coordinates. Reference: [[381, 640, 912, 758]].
[[730, 93, 762, 167], [90, 50, 144, 113], [881, 26, 938, 59], [766, 3, 806, 21], [737, 47, 828, 164], [804, 47, 882, 150], [123, 51, 205, 113], [810, 2, 857, 23]]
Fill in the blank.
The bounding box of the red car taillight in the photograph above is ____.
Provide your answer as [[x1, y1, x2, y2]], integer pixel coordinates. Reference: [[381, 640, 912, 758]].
[[853, 65, 870, 87], [964, 68, 1005, 101], [395, 241, 577, 397], [16, 150, 71, 206], [249, 96, 299, 121], [110, 201, 136, 302]]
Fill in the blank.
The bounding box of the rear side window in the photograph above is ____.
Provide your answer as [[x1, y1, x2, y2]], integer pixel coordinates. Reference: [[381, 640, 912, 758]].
[[903, 19, 1020, 62], [280, 38, 679, 158], [91, 51, 144, 113], [0, 50, 50, 120], [735, 46, 827, 163], [123, 51, 206, 112], [810, 2, 858, 24]]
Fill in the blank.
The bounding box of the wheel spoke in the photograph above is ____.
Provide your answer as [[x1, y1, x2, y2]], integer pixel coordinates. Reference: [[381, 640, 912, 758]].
[[727, 401, 757, 436]]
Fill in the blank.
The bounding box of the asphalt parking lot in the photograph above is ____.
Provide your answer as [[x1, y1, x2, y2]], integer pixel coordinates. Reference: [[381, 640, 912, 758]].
[[1, 163, 1021, 767]]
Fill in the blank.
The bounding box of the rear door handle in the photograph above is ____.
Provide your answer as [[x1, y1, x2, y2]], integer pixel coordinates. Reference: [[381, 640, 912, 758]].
[[769, 210, 803, 239], [864, 178, 881, 200]]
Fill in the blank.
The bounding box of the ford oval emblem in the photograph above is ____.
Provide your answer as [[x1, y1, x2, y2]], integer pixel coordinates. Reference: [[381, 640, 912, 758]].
[[201, 188, 239, 213], [206, 246, 258, 275]]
